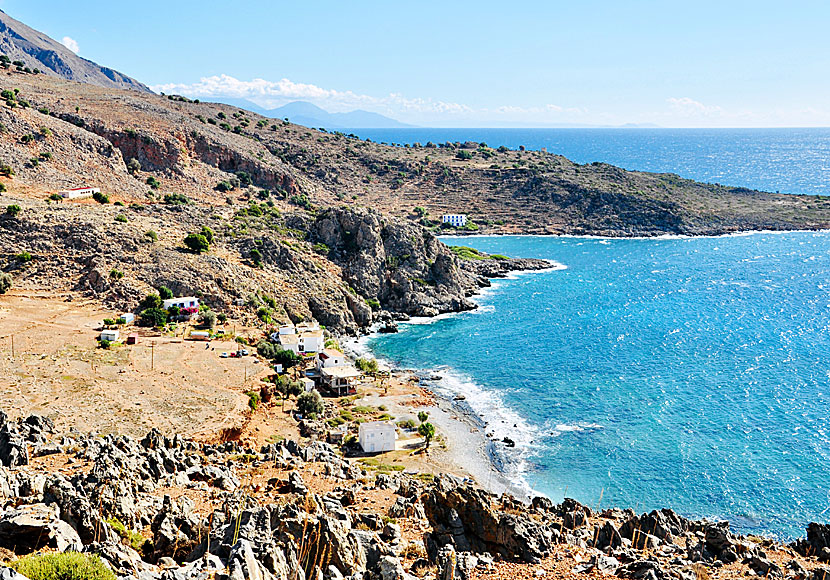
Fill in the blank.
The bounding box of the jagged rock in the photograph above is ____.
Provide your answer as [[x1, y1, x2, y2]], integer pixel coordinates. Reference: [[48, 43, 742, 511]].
[[0, 413, 28, 468], [186, 465, 239, 491], [83, 540, 149, 578], [0, 503, 82, 552], [378, 555, 414, 580], [595, 521, 623, 551], [227, 539, 270, 580], [745, 556, 782, 578], [288, 471, 308, 495], [616, 559, 671, 580]]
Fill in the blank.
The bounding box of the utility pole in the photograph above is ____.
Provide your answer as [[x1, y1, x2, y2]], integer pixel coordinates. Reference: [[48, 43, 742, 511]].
[[151, 341, 155, 371], [10, 335, 13, 359]]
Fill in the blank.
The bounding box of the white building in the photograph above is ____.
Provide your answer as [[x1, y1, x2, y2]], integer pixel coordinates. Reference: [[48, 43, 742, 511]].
[[120, 313, 135, 324], [163, 297, 200, 315], [59, 187, 100, 200], [100, 329, 120, 342], [276, 322, 324, 355], [442, 214, 468, 227], [359, 421, 397, 453], [317, 349, 346, 370]]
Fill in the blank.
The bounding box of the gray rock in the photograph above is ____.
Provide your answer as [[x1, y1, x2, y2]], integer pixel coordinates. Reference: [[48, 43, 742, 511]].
[[0, 567, 29, 580], [0, 503, 82, 552]]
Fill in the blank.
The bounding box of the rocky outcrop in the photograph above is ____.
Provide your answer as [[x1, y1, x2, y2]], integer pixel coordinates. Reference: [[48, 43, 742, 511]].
[[310, 207, 481, 318]]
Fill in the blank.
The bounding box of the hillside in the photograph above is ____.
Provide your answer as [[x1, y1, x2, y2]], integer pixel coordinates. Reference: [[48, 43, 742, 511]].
[[0, 10, 149, 93], [0, 69, 829, 332]]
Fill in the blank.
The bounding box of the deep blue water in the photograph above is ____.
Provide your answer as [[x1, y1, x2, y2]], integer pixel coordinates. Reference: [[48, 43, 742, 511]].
[[344, 128, 830, 196], [367, 233, 830, 539]]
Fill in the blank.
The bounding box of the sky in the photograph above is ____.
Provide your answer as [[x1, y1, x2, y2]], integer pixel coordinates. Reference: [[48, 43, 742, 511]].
[[4, 0, 830, 127]]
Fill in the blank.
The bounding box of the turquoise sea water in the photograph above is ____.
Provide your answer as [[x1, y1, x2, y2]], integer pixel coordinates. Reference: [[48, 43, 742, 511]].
[[367, 233, 830, 539], [345, 128, 830, 195]]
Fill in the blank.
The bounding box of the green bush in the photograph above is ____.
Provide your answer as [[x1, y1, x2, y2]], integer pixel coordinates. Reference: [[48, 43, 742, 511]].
[[215, 180, 234, 193], [418, 422, 436, 448], [99, 339, 112, 349], [12, 552, 116, 580], [158, 286, 173, 300], [6, 204, 21, 217], [250, 248, 263, 267], [145, 230, 158, 242], [139, 307, 168, 327], [163, 193, 190, 205], [200, 226, 215, 244], [139, 293, 162, 310], [106, 518, 149, 553], [365, 298, 380, 310], [455, 150, 474, 160], [397, 418, 416, 430], [14, 251, 32, 262], [355, 358, 379, 374], [297, 390, 324, 417], [49, 193, 62, 201], [0, 183, 5, 193], [0, 163, 13, 177], [109, 269, 124, 280], [184, 233, 209, 253], [93, 191, 109, 204], [146, 177, 160, 189], [418, 411, 429, 423], [201, 310, 216, 329], [127, 158, 141, 174], [0, 273, 11, 294], [246, 391, 261, 410], [115, 214, 128, 223]]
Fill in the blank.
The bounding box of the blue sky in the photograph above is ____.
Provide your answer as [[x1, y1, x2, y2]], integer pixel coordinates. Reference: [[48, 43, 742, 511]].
[[4, 1, 829, 127]]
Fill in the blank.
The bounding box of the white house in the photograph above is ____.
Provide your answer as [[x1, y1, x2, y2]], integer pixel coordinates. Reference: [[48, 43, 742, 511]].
[[163, 297, 200, 315], [100, 329, 120, 342], [276, 322, 324, 355], [300, 377, 315, 392], [320, 365, 361, 396], [317, 349, 346, 370], [120, 313, 135, 324], [442, 214, 467, 227], [359, 421, 397, 453], [59, 187, 99, 200]]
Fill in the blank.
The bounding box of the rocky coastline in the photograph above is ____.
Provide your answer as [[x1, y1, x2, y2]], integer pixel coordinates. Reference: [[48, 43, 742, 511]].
[[0, 411, 829, 580]]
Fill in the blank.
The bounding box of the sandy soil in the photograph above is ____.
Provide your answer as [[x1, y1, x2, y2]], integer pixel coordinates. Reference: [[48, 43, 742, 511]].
[[0, 290, 266, 438]]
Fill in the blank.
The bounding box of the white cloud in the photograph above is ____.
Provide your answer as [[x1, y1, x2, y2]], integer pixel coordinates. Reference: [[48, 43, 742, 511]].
[[60, 36, 80, 54], [666, 97, 722, 116]]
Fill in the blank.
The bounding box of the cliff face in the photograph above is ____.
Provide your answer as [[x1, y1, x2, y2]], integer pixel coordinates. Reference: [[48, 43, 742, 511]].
[[310, 207, 480, 318], [0, 10, 150, 93]]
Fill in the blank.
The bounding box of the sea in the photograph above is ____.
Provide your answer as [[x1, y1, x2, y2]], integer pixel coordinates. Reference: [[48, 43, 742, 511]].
[[354, 128, 830, 539]]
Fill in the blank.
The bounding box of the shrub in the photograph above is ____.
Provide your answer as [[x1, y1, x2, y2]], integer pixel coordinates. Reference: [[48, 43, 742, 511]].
[[115, 214, 128, 223], [184, 233, 209, 253], [93, 191, 109, 204], [456, 150, 474, 160], [6, 204, 21, 217], [39, 151, 52, 161], [145, 230, 158, 242], [246, 391, 261, 410], [14, 251, 32, 262], [103, 318, 116, 326], [250, 248, 263, 267], [365, 298, 380, 310], [99, 339, 112, 349], [106, 518, 149, 553], [39, 127, 52, 137], [215, 181, 234, 193], [290, 194, 313, 210], [217, 313, 227, 323], [12, 551, 116, 580], [146, 177, 160, 189], [116, 317, 127, 325], [139, 307, 167, 327], [127, 158, 141, 174], [163, 193, 189, 205], [355, 358, 379, 374], [158, 286, 173, 300], [297, 390, 324, 417], [109, 269, 124, 280], [0, 163, 13, 177], [414, 206, 427, 217], [256, 306, 272, 323], [0, 183, 5, 193], [312, 243, 329, 255], [20, 134, 34, 144], [418, 411, 429, 423], [0, 273, 11, 294], [397, 419, 416, 430], [138, 293, 162, 310], [200, 225, 215, 244]]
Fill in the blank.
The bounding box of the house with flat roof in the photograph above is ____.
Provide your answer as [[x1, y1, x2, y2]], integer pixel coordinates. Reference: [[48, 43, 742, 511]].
[[359, 421, 397, 453], [59, 187, 99, 200], [100, 329, 119, 342], [441, 214, 468, 227], [320, 365, 361, 396], [163, 297, 200, 315]]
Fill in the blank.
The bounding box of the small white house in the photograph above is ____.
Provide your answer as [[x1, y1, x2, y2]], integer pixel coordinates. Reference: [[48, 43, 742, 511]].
[[120, 313, 135, 324], [100, 329, 120, 342], [442, 214, 468, 227], [163, 297, 200, 314], [59, 187, 99, 200], [300, 377, 315, 392], [317, 349, 346, 370], [189, 331, 210, 341], [277, 322, 324, 355], [359, 421, 397, 453]]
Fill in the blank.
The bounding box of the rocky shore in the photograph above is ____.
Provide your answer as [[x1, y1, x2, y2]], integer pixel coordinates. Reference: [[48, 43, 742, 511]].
[[0, 411, 828, 580]]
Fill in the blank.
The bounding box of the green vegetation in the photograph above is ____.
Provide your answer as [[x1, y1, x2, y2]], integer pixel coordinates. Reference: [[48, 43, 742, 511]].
[[418, 422, 436, 448], [158, 286, 173, 300], [93, 191, 109, 204], [414, 206, 427, 217], [418, 411, 429, 423], [184, 232, 210, 253], [109, 268, 124, 280], [358, 457, 406, 473], [450, 245, 507, 261], [115, 214, 128, 223], [297, 390, 324, 417], [6, 204, 21, 217], [256, 341, 300, 368], [106, 517, 149, 553], [99, 339, 112, 349], [0, 273, 12, 294], [355, 358, 379, 374], [312, 242, 330, 255], [12, 552, 116, 580], [365, 298, 381, 310], [145, 230, 158, 242], [0, 163, 13, 177], [290, 194, 313, 210], [397, 418, 416, 430], [14, 251, 32, 262], [127, 158, 141, 174], [246, 391, 261, 411], [250, 248, 263, 267], [139, 307, 167, 328], [456, 150, 474, 160], [164, 193, 190, 205], [146, 177, 160, 189]]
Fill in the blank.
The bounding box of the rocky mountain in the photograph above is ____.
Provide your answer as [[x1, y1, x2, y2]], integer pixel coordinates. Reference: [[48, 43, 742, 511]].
[[0, 10, 149, 93], [213, 99, 415, 129]]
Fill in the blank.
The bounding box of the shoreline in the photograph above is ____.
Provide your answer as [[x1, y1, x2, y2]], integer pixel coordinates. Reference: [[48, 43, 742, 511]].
[[439, 227, 830, 241]]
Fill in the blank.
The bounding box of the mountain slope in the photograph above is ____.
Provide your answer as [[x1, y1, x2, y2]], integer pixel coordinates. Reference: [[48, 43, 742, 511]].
[[0, 10, 150, 93], [213, 99, 414, 128]]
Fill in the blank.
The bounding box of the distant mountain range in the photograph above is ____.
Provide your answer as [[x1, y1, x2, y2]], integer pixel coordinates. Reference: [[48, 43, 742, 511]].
[[0, 9, 149, 92], [211, 98, 416, 129]]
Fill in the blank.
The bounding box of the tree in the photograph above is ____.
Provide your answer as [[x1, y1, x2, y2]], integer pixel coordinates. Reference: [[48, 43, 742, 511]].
[[355, 358, 379, 375], [126, 158, 141, 174], [250, 248, 263, 267], [201, 310, 216, 329], [184, 233, 209, 253], [414, 206, 427, 217], [139, 308, 167, 328], [418, 411, 429, 424], [5, 204, 20, 217], [139, 293, 162, 311], [273, 347, 300, 368], [146, 176, 160, 189], [158, 286, 173, 300], [418, 422, 435, 449], [296, 390, 324, 417]]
